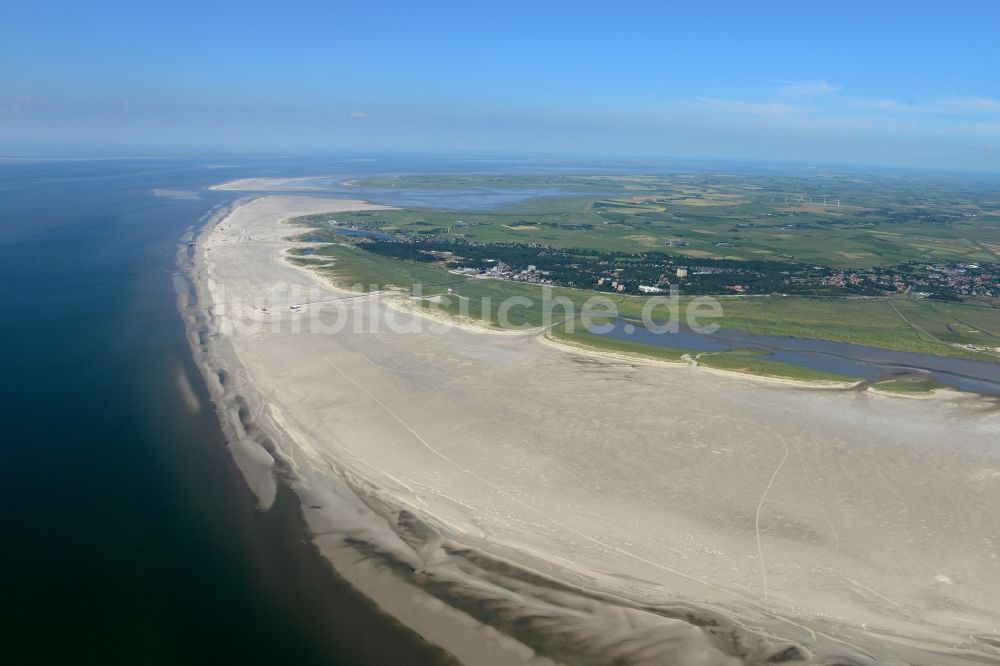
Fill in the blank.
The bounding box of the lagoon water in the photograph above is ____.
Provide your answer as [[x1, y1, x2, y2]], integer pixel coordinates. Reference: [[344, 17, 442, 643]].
[[604, 320, 1000, 394]]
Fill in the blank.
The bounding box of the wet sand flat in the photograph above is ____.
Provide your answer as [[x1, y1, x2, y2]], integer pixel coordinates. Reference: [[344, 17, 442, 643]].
[[190, 194, 1000, 665]]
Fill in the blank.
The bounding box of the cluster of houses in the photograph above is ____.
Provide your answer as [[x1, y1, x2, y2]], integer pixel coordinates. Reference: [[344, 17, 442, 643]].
[[820, 262, 999, 298], [455, 260, 555, 285], [596, 267, 693, 295]]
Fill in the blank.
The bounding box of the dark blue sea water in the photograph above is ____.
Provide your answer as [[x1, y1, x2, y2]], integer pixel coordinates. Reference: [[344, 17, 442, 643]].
[[0, 155, 473, 665]]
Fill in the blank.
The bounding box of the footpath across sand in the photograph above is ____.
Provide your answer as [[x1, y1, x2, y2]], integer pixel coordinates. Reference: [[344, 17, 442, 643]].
[[183, 194, 1000, 665]]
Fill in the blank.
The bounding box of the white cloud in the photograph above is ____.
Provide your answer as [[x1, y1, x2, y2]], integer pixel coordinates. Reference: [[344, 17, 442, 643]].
[[11, 93, 41, 108], [934, 97, 1000, 114], [846, 96, 1000, 115], [687, 97, 800, 117], [845, 98, 921, 112], [350, 110, 371, 119], [946, 122, 1000, 135], [778, 80, 841, 97]]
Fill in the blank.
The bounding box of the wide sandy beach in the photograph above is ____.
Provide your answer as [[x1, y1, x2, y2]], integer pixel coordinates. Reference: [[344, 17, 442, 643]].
[[181, 193, 1000, 665]]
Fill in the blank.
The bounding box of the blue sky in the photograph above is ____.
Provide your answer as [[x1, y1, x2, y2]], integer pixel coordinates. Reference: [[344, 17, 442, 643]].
[[2, 1, 999, 170]]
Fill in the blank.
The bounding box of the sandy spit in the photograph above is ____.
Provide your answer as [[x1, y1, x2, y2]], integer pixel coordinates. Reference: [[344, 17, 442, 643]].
[[178, 193, 1000, 666]]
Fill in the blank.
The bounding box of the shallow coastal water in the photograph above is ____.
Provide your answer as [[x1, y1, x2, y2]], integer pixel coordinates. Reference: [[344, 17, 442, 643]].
[[333, 184, 574, 209], [0, 155, 471, 664]]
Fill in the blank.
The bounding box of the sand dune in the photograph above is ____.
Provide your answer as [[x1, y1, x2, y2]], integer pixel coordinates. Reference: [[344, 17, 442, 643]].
[[181, 194, 1000, 665]]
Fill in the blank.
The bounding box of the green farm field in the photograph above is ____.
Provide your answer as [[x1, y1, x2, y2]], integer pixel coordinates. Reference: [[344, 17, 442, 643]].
[[344, 171, 1000, 268]]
